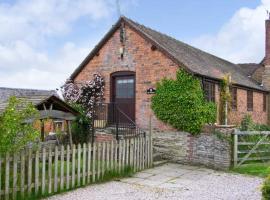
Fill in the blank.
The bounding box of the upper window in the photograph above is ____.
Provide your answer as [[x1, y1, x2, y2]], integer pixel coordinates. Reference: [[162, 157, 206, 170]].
[[230, 87, 237, 111], [263, 94, 267, 112], [203, 81, 215, 102], [247, 90, 253, 111]]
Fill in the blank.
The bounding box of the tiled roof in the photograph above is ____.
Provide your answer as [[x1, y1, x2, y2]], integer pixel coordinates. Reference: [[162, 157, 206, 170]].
[[0, 87, 56, 112], [237, 63, 263, 76], [0, 87, 55, 103], [70, 16, 267, 92]]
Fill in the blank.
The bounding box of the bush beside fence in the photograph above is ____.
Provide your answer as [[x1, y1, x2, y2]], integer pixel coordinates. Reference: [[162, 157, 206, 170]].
[[0, 135, 152, 200]]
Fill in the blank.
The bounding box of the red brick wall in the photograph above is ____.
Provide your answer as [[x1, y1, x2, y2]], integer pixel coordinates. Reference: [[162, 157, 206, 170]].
[[228, 88, 267, 125], [74, 23, 268, 130], [74, 25, 178, 130]]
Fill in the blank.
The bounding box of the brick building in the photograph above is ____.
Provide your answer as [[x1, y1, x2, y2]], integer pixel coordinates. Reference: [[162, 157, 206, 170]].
[[69, 16, 270, 130]]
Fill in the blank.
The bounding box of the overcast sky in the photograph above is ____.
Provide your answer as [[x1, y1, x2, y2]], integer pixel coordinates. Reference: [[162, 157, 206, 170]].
[[0, 0, 269, 90]]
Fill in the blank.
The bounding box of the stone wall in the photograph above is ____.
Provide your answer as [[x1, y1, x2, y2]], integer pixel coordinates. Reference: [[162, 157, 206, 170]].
[[152, 128, 233, 170]]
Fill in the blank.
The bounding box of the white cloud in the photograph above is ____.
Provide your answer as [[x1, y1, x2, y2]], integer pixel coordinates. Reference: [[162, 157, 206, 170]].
[[191, 0, 270, 63], [0, 0, 114, 89]]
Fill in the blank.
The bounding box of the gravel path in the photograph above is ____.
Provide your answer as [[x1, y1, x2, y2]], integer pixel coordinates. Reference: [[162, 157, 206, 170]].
[[46, 163, 263, 200]]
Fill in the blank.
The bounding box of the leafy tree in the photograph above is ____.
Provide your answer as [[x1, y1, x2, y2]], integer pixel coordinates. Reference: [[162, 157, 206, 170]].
[[0, 97, 39, 154], [151, 69, 216, 135]]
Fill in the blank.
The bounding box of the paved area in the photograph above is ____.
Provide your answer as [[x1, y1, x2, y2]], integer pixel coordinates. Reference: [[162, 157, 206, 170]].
[[47, 163, 263, 200]]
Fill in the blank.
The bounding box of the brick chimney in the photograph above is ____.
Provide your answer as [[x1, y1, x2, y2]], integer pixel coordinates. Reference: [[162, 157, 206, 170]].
[[263, 18, 270, 90]]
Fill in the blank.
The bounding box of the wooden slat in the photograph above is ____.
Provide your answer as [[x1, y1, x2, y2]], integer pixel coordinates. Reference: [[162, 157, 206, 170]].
[[82, 143, 86, 185], [106, 142, 110, 172], [238, 149, 270, 154], [77, 144, 81, 186], [13, 153, 18, 200], [145, 137, 149, 168], [238, 142, 270, 145], [142, 137, 145, 169], [122, 139, 126, 172], [237, 156, 270, 161], [48, 146, 52, 194], [97, 143, 101, 180], [137, 137, 140, 171], [20, 151, 25, 199], [34, 149, 39, 195], [130, 138, 134, 168], [87, 143, 92, 183], [41, 148, 46, 195], [118, 140, 122, 173], [5, 153, 9, 200], [60, 145, 65, 190], [101, 142, 105, 178], [114, 141, 118, 172], [72, 145, 76, 188], [92, 143, 96, 183], [110, 140, 114, 171], [126, 139, 129, 167], [54, 146, 59, 193], [134, 138, 137, 172], [66, 145, 70, 190], [27, 149, 32, 197]]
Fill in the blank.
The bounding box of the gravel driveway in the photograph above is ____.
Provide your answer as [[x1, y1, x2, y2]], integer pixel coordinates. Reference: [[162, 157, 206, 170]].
[[46, 163, 263, 200]]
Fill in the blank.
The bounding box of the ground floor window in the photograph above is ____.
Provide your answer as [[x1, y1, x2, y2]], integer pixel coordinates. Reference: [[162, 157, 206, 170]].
[[230, 87, 237, 111], [263, 94, 267, 112], [247, 90, 253, 111], [203, 80, 215, 102]]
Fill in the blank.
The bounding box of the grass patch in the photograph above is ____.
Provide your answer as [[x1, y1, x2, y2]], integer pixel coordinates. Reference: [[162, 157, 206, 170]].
[[232, 162, 270, 178]]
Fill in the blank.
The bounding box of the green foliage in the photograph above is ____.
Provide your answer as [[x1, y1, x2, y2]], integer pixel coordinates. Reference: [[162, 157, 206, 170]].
[[240, 114, 270, 131], [262, 174, 270, 199], [240, 114, 255, 131], [219, 74, 232, 124], [151, 69, 217, 135], [0, 96, 39, 155], [70, 103, 92, 144], [232, 162, 270, 178]]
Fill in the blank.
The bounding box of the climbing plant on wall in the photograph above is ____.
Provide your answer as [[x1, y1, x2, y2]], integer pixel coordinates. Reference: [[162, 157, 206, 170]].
[[151, 69, 217, 135], [61, 73, 105, 118], [219, 74, 232, 125]]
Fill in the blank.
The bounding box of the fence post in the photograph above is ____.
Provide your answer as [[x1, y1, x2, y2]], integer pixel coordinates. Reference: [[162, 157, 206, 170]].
[[34, 149, 39, 196], [27, 148, 32, 197], [149, 115, 153, 167], [54, 146, 59, 193], [13, 153, 18, 200], [233, 133, 238, 167], [5, 153, 9, 200], [41, 147, 46, 195]]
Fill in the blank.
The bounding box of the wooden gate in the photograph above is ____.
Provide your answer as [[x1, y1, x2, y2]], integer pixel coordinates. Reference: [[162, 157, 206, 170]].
[[233, 130, 270, 167]]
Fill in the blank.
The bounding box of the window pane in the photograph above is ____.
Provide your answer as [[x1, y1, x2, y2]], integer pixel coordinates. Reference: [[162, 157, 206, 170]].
[[116, 78, 134, 98]]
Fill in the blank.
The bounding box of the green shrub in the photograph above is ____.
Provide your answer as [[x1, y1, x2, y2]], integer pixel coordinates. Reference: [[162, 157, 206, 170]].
[[70, 103, 92, 144], [240, 114, 255, 131], [0, 96, 39, 155], [262, 174, 270, 199], [151, 69, 217, 135], [240, 114, 270, 131]]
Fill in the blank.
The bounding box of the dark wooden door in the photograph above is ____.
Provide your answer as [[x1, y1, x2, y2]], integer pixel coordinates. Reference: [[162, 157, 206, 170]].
[[112, 74, 135, 123]]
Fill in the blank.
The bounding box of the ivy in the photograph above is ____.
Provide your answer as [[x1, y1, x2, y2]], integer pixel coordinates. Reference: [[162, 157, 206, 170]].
[[0, 97, 39, 155], [151, 69, 217, 135]]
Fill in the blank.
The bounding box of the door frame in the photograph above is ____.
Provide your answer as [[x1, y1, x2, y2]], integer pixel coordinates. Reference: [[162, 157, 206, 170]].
[[110, 71, 136, 121]]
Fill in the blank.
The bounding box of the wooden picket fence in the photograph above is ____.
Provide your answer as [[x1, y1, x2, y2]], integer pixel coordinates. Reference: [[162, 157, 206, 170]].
[[0, 135, 153, 200]]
